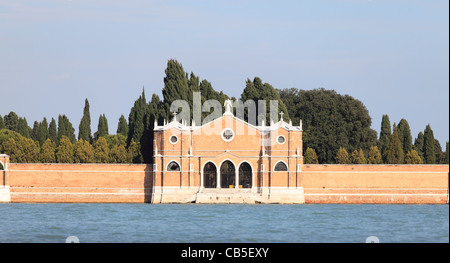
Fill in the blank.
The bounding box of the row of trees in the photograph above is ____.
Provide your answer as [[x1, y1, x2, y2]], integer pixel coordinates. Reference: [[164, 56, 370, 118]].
[[1, 59, 449, 165], [0, 128, 141, 164]]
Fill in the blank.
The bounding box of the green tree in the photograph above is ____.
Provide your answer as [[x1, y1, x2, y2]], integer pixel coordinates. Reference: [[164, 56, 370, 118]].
[[31, 121, 39, 141], [127, 138, 142, 163], [423, 125, 436, 164], [56, 136, 74, 163], [386, 124, 404, 164], [17, 117, 31, 138], [0, 114, 4, 129], [78, 98, 92, 143], [3, 112, 19, 131], [117, 115, 128, 137], [94, 137, 110, 163], [414, 132, 425, 160], [39, 139, 56, 163], [94, 114, 109, 141], [335, 147, 350, 164], [110, 144, 128, 163], [367, 146, 383, 164], [73, 139, 95, 163], [279, 88, 377, 163], [37, 117, 49, 146], [304, 147, 319, 164], [57, 115, 76, 144], [379, 114, 391, 163], [445, 141, 449, 164], [351, 149, 367, 164], [162, 59, 190, 123], [48, 118, 57, 143], [241, 77, 290, 125], [405, 150, 423, 164], [397, 118, 412, 156]]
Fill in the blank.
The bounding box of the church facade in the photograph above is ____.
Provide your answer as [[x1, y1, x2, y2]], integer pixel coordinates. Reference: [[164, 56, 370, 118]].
[[151, 100, 305, 203]]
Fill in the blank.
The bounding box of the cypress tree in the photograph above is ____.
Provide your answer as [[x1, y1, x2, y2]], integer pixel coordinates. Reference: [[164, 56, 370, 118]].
[[414, 132, 425, 160], [379, 114, 391, 162], [117, 115, 128, 137], [386, 124, 404, 164], [0, 115, 4, 129], [37, 117, 49, 146], [3, 112, 19, 131], [127, 88, 147, 147], [78, 98, 92, 143], [17, 117, 30, 138], [31, 121, 40, 141], [397, 119, 412, 155], [162, 59, 190, 123], [241, 77, 290, 125], [57, 115, 76, 144], [94, 114, 109, 140], [423, 124, 436, 164], [48, 118, 57, 143]]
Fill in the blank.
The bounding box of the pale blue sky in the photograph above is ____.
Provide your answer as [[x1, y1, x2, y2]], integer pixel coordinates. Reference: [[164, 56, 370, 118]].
[[0, 0, 448, 146]]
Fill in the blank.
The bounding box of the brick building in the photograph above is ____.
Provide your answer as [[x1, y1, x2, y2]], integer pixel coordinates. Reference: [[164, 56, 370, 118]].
[[151, 100, 305, 203]]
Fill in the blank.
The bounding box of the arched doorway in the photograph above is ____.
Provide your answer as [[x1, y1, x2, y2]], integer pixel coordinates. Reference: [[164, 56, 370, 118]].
[[239, 162, 252, 188], [203, 162, 217, 188], [220, 160, 235, 188]]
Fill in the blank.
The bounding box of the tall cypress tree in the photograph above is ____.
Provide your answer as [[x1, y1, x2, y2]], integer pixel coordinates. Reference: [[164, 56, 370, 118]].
[[117, 115, 128, 137], [78, 98, 92, 143], [423, 124, 436, 164], [31, 121, 40, 141], [162, 59, 190, 123], [386, 124, 404, 164], [127, 88, 147, 147], [414, 131, 425, 160], [17, 117, 30, 138], [397, 118, 412, 156], [57, 114, 76, 144], [94, 114, 109, 140], [48, 118, 57, 143], [37, 117, 49, 146], [379, 114, 391, 162]]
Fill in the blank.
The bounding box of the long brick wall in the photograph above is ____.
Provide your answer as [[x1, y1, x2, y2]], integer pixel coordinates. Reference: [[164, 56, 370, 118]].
[[1, 163, 448, 204], [302, 164, 449, 204], [6, 163, 152, 203]]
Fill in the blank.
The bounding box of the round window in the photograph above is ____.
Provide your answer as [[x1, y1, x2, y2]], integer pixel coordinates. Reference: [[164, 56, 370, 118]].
[[221, 129, 234, 142], [277, 135, 286, 144], [170, 135, 178, 144]]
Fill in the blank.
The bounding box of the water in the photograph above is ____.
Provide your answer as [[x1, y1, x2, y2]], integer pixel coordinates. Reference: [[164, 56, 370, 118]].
[[0, 204, 448, 243]]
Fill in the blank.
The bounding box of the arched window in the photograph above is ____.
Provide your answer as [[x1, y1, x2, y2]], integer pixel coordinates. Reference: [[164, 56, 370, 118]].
[[274, 161, 288, 171], [203, 162, 217, 188], [220, 160, 236, 188], [167, 161, 181, 171], [239, 162, 252, 188]]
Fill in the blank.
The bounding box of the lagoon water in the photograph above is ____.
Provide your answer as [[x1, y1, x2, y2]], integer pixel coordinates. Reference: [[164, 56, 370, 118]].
[[0, 204, 448, 243]]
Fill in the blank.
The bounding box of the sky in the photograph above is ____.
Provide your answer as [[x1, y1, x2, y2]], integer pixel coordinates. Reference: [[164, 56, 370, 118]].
[[0, 0, 448, 146]]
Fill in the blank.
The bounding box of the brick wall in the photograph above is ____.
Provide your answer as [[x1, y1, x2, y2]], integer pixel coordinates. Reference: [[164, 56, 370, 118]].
[[302, 164, 449, 204], [7, 163, 152, 203]]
